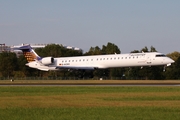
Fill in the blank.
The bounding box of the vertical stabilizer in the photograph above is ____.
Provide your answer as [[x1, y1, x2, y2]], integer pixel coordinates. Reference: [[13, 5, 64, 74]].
[[18, 45, 41, 62]]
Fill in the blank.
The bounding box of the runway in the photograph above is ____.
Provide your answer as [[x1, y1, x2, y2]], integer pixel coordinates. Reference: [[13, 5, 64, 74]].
[[1, 81, 180, 86]]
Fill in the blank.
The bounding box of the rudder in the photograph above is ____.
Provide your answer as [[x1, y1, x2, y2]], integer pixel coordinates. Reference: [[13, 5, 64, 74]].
[[17, 45, 41, 62]]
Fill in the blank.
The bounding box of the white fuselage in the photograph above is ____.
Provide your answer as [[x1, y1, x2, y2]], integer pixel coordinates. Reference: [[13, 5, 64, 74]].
[[26, 52, 174, 71]]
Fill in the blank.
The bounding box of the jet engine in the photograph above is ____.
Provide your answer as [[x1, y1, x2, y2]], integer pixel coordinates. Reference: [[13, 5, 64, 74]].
[[41, 57, 54, 65]]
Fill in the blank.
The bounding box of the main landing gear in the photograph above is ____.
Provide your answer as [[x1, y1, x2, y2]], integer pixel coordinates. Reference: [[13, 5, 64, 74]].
[[163, 66, 166, 72]]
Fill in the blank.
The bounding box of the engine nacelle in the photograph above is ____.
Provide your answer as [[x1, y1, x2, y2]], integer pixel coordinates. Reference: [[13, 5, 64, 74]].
[[41, 57, 54, 65]]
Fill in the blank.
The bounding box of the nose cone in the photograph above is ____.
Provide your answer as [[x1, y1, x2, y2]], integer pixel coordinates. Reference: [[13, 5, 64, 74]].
[[168, 57, 175, 63], [166, 58, 175, 66], [170, 59, 175, 63]]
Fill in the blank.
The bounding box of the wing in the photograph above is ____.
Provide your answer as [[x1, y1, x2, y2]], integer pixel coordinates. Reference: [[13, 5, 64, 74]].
[[56, 66, 96, 70]]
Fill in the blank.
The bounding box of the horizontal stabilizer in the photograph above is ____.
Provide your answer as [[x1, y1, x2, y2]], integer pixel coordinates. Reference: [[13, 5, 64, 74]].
[[14, 45, 32, 51]]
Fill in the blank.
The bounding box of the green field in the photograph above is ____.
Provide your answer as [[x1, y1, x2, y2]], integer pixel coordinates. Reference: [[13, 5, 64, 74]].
[[0, 86, 180, 120]]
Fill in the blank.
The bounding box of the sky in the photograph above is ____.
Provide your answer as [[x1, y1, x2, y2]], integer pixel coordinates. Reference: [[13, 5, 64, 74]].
[[0, 0, 180, 53]]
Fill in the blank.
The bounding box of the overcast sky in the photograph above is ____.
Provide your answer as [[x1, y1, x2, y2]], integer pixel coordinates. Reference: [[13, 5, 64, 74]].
[[1, 0, 180, 53]]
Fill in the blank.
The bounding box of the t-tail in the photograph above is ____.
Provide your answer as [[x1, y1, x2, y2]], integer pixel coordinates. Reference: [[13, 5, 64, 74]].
[[18, 45, 41, 62], [15, 45, 56, 71]]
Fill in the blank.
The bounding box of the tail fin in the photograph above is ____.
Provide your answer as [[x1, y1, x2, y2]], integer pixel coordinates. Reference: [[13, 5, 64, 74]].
[[17, 45, 41, 62]]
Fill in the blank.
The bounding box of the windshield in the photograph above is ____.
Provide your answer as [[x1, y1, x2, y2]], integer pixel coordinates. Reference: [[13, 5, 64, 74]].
[[155, 54, 166, 57]]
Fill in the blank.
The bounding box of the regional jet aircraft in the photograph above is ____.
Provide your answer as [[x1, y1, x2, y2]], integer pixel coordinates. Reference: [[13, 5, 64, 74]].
[[15, 45, 174, 71]]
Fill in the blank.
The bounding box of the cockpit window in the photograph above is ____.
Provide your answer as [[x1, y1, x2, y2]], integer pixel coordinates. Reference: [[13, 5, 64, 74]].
[[156, 54, 166, 57]]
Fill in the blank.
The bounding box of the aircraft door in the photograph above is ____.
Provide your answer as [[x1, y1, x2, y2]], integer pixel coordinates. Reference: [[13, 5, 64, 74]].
[[146, 55, 152, 65]]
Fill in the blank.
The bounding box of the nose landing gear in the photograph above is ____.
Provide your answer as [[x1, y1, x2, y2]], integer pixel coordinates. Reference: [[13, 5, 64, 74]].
[[163, 66, 166, 72]]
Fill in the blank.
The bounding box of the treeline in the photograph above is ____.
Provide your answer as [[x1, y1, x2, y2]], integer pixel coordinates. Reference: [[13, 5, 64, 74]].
[[0, 42, 180, 80]]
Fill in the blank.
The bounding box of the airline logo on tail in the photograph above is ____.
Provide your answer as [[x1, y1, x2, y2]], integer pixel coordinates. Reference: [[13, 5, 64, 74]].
[[17, 45, 41, 62]]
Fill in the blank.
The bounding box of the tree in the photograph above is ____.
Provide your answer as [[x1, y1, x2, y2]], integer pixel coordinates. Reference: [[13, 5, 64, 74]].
[[164, 51, 180, 79], [165, 56, 180, 79], [102, 42, 121, 54], [150, 46, 157, 52], [167, 51, 180, 61], [84, 46, 102, 55], [140, 46, 148, 52], [109, 68, 125, 79], [35, 44, 66, 57], [17, 55, 40, 77], [0, 52, 17, 78], [131, 50, 139, 53]]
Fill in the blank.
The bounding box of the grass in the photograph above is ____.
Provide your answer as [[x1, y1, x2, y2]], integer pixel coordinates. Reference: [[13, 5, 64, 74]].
[[0, 86, 180, 120], [1, 107, 180, 120]]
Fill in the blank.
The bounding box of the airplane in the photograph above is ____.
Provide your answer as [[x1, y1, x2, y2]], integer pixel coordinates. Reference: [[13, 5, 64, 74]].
[[15, 45, 174, 72]]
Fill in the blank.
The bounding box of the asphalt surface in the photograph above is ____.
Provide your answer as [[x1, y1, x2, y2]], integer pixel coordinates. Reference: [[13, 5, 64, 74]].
[[1, 82, 180, 86]]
